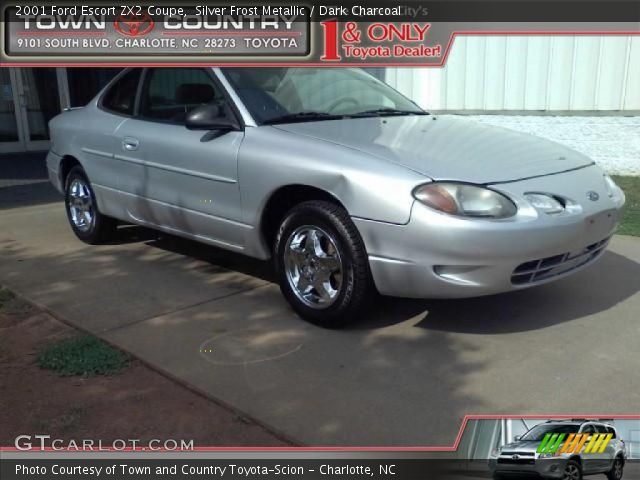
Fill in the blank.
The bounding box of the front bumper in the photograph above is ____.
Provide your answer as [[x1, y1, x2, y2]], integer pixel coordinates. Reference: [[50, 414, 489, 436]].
[[355, 166, 625, 299], [489, 457, 568, 479]]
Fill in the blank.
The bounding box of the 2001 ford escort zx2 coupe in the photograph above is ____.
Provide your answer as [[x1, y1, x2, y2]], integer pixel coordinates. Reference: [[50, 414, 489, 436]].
[[47, 67, 626, 326]]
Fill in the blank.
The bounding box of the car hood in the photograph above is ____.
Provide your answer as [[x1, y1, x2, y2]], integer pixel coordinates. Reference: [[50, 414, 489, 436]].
[[274, 115, 594, 184], [501, 441, 540, 453]]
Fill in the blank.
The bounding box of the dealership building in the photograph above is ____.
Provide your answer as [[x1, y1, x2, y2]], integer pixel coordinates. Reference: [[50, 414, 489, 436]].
[[2, 35, 639, 154]]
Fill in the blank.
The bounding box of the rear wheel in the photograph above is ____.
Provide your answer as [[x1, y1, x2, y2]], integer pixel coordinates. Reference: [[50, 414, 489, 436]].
[[607, 457, 624, 480], [274, 201, 372, 327], [64, 166, 117, 244]]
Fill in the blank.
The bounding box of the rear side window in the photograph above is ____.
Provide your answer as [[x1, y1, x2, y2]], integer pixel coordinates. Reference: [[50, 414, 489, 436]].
[[607, 426, 617, 438], [101, 69, 142, 115]]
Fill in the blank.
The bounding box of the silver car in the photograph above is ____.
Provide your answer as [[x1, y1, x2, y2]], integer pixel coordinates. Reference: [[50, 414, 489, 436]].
[[489, 420, 627, 480], [46, 67, 626, 326]]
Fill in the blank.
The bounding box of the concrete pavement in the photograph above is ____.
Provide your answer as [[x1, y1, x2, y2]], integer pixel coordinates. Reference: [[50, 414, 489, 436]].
[[1, 157, 639, 447]]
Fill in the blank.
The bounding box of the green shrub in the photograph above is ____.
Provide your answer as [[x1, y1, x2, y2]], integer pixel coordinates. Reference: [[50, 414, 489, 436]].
[[37, 335, 129, 376]]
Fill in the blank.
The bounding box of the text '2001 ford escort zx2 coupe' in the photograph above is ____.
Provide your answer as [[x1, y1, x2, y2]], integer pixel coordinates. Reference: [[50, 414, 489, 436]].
[[47, 68, 626, 326]]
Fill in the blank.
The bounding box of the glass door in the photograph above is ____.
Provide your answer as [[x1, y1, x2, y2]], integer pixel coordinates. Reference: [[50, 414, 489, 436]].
[[0, 68, 63, 153], [0, 69, 24, 153], [15, 68, 62, 151]]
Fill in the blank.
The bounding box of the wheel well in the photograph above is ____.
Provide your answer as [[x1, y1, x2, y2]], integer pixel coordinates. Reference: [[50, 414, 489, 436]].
[[568, 455, 582, 465], [59, 155, 81, 187], [260, 185, 343, 250]]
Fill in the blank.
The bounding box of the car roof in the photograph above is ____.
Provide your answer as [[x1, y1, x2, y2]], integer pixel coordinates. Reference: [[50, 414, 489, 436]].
[[542, 420, 615, 428]]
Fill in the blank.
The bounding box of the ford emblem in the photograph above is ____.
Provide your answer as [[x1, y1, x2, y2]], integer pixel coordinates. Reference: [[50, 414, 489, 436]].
[[587, 191, 600, 201]]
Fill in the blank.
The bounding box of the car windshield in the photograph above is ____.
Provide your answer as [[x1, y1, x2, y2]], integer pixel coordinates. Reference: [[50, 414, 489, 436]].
[[222, 68, 426, 124], [520, 424, 581, 441]]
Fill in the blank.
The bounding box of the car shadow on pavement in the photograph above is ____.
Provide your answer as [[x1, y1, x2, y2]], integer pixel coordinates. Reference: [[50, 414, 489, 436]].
[[132, 228, 640, 335], [144, 231, 275, 283], [360, 250, 640, 334]]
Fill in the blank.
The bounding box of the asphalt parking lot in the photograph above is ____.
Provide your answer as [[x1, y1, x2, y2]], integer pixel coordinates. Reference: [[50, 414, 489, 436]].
[[1, 153, 639, 447]]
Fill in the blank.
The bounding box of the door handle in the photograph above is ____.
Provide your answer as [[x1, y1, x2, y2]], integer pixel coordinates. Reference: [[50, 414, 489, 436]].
[[122, 137, 139, 151]]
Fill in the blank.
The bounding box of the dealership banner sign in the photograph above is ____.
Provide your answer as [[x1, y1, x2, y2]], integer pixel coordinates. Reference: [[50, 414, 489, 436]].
[[1, 1, 640, 65]]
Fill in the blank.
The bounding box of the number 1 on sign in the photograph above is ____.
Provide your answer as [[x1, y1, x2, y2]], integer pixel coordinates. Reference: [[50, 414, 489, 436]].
[[320, 21, 341, 61]]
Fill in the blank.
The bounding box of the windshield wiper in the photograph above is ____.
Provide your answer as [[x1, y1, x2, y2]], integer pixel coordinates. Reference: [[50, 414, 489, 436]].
[[263, 111, 344, 125], [351, 108, 429, 117]]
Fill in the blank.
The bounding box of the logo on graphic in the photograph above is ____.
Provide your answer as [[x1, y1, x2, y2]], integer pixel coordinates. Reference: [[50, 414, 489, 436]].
[[537, 433, 613, 455], [114, 12, 155, 37]]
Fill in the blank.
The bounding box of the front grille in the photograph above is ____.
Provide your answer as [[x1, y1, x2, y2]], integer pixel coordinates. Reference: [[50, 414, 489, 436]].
[[501, 452, 534, 457], [511, 237, 610, 285], [497, 458, 536, 465]]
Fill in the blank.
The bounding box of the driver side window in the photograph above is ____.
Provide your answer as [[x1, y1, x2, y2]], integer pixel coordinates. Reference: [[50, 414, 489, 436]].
[[139, 68, 223, 124]]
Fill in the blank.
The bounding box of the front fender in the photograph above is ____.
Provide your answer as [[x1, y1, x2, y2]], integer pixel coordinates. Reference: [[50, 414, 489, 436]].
[[239, 126, 428, 225]]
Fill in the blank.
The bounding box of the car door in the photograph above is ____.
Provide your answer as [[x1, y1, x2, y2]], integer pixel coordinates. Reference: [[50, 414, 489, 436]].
[[580, 424, 599, 474], [115, 68, 246, 249], [595, 425, 617, 472], [78, 69, 142, 218]]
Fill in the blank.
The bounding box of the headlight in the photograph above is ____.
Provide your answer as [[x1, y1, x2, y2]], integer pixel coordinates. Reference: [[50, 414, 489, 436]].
[[525, 193, 565, 214], [413, 183, 517, 218], [538, 452, 556, 459]]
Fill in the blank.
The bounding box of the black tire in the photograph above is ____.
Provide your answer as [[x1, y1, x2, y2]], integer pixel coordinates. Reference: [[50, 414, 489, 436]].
[[492, 473, 503, 480], [64, 166, 117, 244], [274, 200, 373, 327], [606, 457, 624, 480], [563, 460, 582, 480]]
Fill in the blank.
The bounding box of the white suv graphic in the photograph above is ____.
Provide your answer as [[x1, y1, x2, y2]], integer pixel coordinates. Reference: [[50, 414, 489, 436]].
[[489, 420, 626, 480]]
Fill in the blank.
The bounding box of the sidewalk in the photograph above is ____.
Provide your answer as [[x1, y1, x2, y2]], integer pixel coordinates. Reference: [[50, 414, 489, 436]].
[[1, 196, 639, 446]]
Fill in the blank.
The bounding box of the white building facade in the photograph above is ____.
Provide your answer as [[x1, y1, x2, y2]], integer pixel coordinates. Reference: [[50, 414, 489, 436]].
[[387, 35, 640, 112]]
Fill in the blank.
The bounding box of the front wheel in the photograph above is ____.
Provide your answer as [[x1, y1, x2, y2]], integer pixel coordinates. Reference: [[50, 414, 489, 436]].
[[274, 201, 373, 327], [563, 460, 582, 480]]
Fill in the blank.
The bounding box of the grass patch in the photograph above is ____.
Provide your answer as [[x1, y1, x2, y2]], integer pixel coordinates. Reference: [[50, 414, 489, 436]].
[[0, 288, 15, 308], [0, 287, 33, 317], [37, 335, 129, 377], [613, 176, 640, 237]]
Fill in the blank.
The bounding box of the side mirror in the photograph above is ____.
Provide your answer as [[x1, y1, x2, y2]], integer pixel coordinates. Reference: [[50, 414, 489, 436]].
[[185, 103, 240, 131], [514, 435, 522, 442]]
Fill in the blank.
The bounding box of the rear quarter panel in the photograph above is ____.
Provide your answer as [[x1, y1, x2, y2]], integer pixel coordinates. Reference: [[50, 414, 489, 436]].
[[49, 101, 130, 209]]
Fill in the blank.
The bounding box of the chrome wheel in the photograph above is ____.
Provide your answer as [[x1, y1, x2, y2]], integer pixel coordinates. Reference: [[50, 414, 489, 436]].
[[284, 225, 343, 309], [563, 463, 581, 480], [67, 178, 94, 233]]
